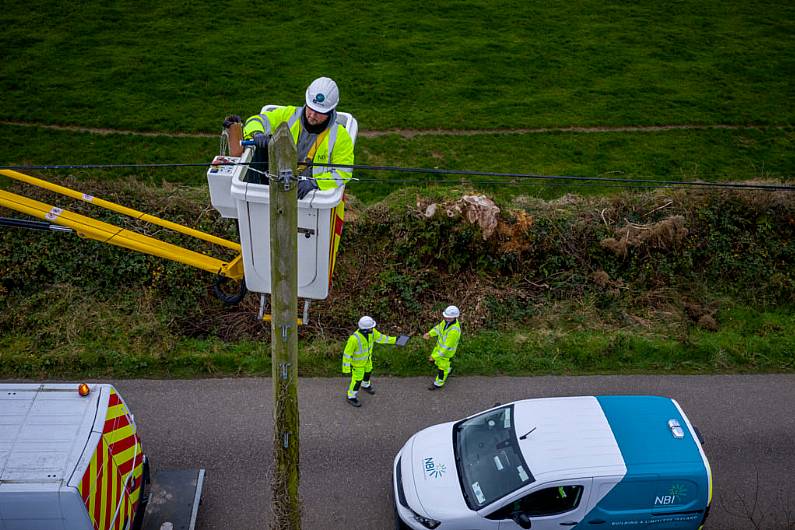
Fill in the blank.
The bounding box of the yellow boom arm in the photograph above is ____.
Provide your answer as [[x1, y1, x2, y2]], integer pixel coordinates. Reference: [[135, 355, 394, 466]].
[[0, 170, 243, 279]]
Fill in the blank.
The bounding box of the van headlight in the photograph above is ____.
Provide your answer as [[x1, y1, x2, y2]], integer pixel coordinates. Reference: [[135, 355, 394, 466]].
[[411, 510, 441, 529]]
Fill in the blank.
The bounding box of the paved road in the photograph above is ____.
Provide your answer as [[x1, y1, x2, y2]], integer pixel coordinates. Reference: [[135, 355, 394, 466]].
[[114, 375, 795, 530]]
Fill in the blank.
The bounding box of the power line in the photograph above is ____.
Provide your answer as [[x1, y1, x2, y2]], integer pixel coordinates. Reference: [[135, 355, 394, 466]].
[[1, 162, 792, 192], [348, 179, 694, 190], [313, 163, 795, 191], [1, 163, 219, 170]]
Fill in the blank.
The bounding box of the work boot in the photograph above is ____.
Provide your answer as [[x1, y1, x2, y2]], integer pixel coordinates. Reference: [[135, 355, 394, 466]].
[[346, 397, 361, 407], [362, 385, 375, 395], [428, 384, 444, 391]]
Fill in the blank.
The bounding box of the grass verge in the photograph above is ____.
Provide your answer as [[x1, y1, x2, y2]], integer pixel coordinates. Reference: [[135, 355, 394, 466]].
[[1, 302, 791, 379]]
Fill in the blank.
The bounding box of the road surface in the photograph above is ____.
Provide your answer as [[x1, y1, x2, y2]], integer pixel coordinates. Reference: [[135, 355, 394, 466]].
[[113, 375, 795, 529]]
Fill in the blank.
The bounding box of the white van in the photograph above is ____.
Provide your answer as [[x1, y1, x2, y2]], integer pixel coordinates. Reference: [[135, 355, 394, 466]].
[[393, 395, 712, 529], [0, 383, 148, 530]]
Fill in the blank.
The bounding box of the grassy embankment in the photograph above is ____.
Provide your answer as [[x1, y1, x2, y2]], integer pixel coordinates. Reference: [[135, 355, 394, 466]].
[[1, 174, 793, 378]]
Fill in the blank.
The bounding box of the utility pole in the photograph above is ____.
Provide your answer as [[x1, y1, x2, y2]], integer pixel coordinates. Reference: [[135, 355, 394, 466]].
[[268, 122, 301, 529]]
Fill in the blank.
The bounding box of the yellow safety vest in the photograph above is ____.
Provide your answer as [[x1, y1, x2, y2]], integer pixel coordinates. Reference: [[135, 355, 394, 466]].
[[342, 329, 396, 371], [429, 320, 461, 360], [243, 105, 354, 190]]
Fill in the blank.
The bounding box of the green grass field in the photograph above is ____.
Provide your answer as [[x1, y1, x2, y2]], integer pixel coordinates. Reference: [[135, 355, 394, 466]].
[[1, 1, 793, 131], [1, 1, 792, 195]]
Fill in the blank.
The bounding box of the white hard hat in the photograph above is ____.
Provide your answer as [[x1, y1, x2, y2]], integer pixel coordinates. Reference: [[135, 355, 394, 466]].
[[358, 315, 376, 330], [443, 305, 460, 319], [305, 77, 339, 113]]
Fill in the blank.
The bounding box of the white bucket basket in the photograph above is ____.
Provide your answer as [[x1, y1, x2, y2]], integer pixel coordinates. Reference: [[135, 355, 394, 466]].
[[209, 106, 357, 300], [232, 174, 344, 299]]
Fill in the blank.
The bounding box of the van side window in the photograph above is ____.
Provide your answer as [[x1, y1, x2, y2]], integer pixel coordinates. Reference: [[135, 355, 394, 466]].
[[488, 485, 584, 519]]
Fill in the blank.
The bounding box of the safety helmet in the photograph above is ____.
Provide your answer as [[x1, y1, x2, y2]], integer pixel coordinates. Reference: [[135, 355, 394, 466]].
[[305, 77, 339, 114], [443, 305, 460, 319], [358, 315, 376, 330]]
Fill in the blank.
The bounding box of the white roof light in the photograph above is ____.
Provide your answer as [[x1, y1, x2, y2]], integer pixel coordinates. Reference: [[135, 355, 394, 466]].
[[668, 419, 685, 439]]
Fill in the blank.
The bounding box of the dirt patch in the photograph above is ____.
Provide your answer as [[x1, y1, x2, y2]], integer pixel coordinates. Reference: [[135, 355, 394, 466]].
[[600, 215, 689, 257], [419, 194, 501, 239], [1, 120, 781, 140], [684, 301, 720, 331], [496, 210, 534, 254], [357, 124, 778, 138]]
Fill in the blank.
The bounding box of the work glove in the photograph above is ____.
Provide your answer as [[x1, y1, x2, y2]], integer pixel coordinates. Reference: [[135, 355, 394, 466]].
[[223, 114, 242, 128], [252, 133, 269, 151], [297, 177, 319, 199]]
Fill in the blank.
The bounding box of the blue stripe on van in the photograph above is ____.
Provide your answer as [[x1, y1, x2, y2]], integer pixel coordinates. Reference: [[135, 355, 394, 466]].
[[597, 396, 702, 470], [573, 396, 709, 529]]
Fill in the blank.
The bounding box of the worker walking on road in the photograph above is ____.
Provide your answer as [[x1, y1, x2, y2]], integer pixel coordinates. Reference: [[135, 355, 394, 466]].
[[424, 305, 461, 391], [342, 316, 397, 407]]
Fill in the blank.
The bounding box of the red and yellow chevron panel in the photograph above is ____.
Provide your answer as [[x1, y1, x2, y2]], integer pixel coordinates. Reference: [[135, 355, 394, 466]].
[[78, 388, 144, 530], [328, 200, 345, 286]]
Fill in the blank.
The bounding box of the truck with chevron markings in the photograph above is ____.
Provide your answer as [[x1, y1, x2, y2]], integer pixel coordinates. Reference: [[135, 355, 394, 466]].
[[0, 383, 203, 530]]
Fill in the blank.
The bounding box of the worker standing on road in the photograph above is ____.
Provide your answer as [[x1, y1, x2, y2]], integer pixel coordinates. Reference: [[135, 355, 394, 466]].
[[342, 316, 397, 408], [224, 76, 354, 198], [424, 305, 461, 391]]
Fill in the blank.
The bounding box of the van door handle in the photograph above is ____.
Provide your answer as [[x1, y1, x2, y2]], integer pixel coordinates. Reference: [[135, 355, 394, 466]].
[[560, 523, 579, 526], [588, 519, 606, 524]]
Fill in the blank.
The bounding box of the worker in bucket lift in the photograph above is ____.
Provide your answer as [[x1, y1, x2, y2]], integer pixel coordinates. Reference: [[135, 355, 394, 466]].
[[342, 316, 401, 408], [223, 77, 354, 198], [424, 305, 461, 390]]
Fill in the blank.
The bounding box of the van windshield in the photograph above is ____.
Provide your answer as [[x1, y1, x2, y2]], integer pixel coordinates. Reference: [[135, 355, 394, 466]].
[[453, 405, 534, 509]]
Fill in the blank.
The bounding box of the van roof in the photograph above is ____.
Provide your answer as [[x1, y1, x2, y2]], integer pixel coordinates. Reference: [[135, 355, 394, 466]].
[[513, 395, 704, 483], [0, 384, 107, 485]]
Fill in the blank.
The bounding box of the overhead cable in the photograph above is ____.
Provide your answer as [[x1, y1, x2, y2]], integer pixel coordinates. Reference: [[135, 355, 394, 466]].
[[0, 162, 792, 192]]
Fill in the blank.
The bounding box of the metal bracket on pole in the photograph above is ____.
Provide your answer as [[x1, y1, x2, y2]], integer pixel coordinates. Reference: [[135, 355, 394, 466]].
[[297, 227, 315, 238], [278, 169, 293, 192], [280, 362, 290, 380], [302, 300, 310, 326], [280, 325, 290, 342]]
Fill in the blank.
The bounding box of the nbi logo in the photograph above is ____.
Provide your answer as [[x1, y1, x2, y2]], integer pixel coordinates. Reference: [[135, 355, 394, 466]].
[[655, 484, 688, 505], [424, 457, 446, 479]]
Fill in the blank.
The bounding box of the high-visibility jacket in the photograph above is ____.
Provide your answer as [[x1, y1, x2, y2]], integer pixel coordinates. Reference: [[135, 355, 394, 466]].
[[429, 319, 461, 361], [342, 329, 396, 373], [243, 105, 354, 191]]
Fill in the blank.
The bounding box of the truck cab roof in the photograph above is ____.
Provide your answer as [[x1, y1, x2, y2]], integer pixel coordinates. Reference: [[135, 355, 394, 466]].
[[0, 384, 105, 486]]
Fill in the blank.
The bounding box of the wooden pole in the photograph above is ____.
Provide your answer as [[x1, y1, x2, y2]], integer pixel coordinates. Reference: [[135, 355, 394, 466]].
[[268, 123, 301, 529]]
